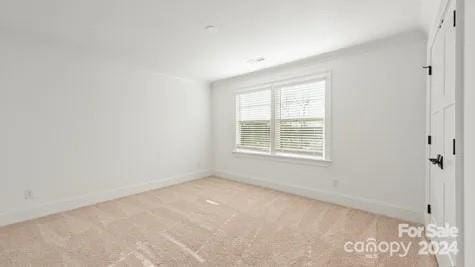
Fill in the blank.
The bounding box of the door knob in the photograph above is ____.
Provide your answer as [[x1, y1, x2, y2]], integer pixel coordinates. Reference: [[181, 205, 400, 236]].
[[429, 154, 444, 170]]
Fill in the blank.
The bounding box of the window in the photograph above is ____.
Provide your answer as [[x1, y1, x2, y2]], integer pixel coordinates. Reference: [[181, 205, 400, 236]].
[[235, 89, 271, 151], [234, 74, 330, 161]]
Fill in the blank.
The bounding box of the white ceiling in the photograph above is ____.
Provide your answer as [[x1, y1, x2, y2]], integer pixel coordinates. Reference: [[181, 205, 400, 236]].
[[0, 0, 430, 82]]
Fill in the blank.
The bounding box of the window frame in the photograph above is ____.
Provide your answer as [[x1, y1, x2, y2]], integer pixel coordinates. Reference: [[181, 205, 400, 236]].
[[233, 72, 332, 165]]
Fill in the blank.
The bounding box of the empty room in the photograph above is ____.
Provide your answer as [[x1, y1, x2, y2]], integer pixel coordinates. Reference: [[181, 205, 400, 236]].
[[1, 0, 473, 266]]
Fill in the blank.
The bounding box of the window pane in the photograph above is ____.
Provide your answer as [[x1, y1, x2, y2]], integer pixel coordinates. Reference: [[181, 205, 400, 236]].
[[275, 80, 325, 156], [236, 90, 271, 151]]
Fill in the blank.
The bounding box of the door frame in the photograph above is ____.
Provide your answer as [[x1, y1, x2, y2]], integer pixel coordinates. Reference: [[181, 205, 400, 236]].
[[425, 0, 465, 266]]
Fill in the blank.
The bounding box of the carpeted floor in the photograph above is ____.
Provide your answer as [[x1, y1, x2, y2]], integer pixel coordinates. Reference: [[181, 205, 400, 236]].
[[0, 177, 437, 266]]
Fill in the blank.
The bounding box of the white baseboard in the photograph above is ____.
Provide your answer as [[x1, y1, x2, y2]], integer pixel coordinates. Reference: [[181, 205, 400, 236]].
[[0, 170, 212, 227], [0, 169, 424, 227], [214, 170, 424, 224]]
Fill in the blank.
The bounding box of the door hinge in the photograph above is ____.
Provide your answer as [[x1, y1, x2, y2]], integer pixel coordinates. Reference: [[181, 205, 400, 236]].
[[427, 204, 432, 214], [428, 135, 432, 145], [453, 10, 457, 27], [423, 66, 432, 76], [453, 139, 456, 155]]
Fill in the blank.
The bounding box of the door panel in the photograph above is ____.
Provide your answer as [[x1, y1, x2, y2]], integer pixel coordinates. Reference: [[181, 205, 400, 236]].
[[431, 26, 445, 112]]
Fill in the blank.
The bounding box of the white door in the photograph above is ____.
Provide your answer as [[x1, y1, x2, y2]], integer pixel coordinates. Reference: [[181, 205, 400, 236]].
[[428, 2, 457, 267]]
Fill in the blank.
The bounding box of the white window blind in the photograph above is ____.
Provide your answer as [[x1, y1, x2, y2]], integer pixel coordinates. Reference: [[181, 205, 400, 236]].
[[235, 89, 271, 151], [275, 80, 326, 157], [235, 75, 329, 161]]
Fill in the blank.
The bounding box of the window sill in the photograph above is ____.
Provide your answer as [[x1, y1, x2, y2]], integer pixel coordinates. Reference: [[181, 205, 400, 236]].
[[232, 149, 332, 167]]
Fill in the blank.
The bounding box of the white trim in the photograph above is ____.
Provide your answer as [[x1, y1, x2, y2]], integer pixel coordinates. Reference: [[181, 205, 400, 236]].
[[0, 170, 212, 227], [214, 170, 424, 224], [324, 72, 333, 160], [463, 1, 475, 266], [232, 149, 332, 167], [454, 1, 465, 267], [233, 72, 330, 94]]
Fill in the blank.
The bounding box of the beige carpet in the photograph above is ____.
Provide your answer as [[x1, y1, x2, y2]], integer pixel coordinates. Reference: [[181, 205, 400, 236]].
[[0, 177, 437, 266]]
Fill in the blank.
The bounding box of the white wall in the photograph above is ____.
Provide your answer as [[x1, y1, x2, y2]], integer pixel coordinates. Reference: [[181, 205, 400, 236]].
[[211, 31, 427, 223], [0, 30, 212, 226], [464, 0, 475, 265]]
